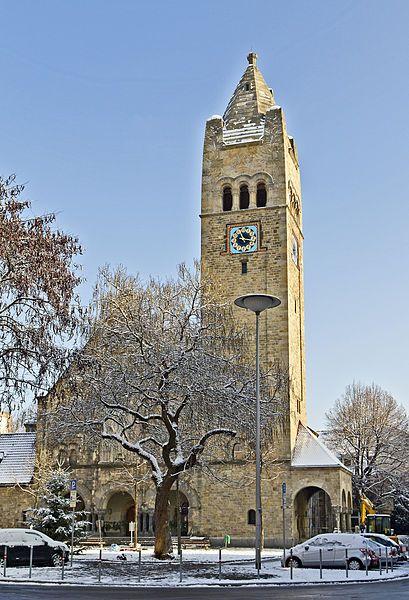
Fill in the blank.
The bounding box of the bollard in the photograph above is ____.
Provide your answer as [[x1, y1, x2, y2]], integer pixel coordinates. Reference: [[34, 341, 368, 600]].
[[345, 548, 348, 578], [391, 549, 394, 572], [3, 547, 7, 577], [365, 551, 368, 576], [138, 549, 141, 583], [218, 548, 222, 581], [379, 548, 382, 575], [319, 548, 322, 579], [289, 548, 293, 580], [61, 555, 65, 581], [29, 546, 33, 579], [98, 547, 102, 582], [179, 548, 183, 583], [385, 547, 388, 574]]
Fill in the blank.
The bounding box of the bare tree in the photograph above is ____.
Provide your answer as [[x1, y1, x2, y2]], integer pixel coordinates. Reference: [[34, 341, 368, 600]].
[[0, 175, 82, 411], [51, 264, 288, 558], [326, 382, 409, 511]]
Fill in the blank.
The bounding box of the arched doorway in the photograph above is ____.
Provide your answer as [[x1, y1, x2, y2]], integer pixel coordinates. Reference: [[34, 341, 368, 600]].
[[294, 486, 334, 541], [105, 491, 134, 537], [169, 490, 189, 536]]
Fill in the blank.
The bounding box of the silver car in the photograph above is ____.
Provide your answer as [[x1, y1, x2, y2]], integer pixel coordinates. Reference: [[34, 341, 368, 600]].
[[363, 533, 401, 563], [283, 533, 380, 570]]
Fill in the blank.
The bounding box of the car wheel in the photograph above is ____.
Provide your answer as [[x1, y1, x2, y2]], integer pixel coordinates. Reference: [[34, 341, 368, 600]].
[[348, 558, 363, 571], [286, 556, 302, 568], [51, 553, 63, 567]]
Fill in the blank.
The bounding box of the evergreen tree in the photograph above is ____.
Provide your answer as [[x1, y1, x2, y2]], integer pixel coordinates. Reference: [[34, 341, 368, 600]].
[[28, 470, 89, 543]]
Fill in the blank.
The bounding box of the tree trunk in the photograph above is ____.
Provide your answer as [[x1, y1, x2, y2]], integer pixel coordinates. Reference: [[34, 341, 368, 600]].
[[154, 477, 174, 559]]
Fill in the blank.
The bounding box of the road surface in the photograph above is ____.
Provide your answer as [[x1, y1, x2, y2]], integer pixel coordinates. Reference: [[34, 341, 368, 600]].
[[0, 580, 408, 599]]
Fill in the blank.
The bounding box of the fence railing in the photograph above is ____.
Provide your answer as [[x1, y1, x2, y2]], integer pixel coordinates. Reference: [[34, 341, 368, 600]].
[[0, 545, 399, 584]]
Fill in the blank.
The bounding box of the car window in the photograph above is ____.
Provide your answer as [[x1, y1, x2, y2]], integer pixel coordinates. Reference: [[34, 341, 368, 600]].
[[308, 537, 322, 546], [372, 537, 388, 546], [367, 540, 382, 552]]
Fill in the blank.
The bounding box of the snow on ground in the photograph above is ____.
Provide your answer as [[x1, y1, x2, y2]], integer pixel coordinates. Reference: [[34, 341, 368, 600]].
[[1, 547, 408, 587]]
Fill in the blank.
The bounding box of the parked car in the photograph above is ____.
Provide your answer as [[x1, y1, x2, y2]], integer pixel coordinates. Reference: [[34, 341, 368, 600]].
[[0, 529, 69, 567], [283, 533, 380, 570], [363, 533, 403, 563], [397, 535, 409, 560]]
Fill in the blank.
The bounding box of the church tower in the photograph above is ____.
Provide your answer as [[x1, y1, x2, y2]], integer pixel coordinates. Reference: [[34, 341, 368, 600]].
[[201, 53, 306, 459]]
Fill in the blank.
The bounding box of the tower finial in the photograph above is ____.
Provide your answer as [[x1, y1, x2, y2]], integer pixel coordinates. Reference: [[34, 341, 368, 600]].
[[247, 52, 258, 66]]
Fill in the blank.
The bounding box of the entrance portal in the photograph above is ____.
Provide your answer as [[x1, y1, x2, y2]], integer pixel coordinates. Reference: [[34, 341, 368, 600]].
[[294, 486, 334, 541], [105, 491, 134, 537]]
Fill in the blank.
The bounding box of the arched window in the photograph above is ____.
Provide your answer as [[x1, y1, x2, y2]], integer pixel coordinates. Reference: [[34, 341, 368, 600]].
[[239, 184, 249, 209], [256, 182, 267, 207], [69, 448, 78, 467], [248, 509, 256, 525], [222, 187, 233, 211]]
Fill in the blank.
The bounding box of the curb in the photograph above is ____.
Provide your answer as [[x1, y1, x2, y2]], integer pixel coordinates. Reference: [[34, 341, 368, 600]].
[[0, 571, 408, 588]]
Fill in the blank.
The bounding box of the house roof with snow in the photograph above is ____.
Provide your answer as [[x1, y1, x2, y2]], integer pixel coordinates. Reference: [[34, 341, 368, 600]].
[[291, 422, 346, 469], [0, 432, 36, 485]]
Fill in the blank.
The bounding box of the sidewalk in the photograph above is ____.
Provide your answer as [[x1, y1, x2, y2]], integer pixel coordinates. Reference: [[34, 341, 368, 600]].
[[1, 548, 408, 587]]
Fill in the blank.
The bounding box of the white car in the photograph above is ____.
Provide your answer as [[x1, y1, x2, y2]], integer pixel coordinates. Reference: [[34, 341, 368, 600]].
[[0, 529, 69, 567], [283, 533, 380, 570], [362, 533, 402, 563]]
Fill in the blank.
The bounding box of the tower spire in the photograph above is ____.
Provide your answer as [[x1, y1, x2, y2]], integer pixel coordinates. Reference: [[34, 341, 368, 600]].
[[223, 53, 275, 130]]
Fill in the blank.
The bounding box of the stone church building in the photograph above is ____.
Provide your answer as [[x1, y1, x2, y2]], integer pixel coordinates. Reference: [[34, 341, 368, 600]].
[[1, 54, 352, 546]]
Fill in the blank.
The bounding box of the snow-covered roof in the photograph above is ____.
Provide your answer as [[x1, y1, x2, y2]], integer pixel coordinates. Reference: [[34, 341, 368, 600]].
[[0, 432, 36, 485], [291, 423, 344, 468]]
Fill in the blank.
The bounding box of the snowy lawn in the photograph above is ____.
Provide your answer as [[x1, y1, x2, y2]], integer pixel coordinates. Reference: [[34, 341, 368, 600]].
[[1, 547, 408, 587]]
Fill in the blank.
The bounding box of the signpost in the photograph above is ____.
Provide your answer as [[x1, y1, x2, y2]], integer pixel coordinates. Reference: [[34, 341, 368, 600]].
[[129, 521, 135, 546], [282, 482, 287, 562], [70, 479, 77, 567]]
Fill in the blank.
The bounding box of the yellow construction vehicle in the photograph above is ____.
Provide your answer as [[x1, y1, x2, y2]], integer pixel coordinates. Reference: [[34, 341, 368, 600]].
[[360, 495, 396, 539]]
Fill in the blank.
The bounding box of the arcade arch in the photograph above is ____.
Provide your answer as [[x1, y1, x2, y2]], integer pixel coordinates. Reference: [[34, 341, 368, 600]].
[[294, 486, 334, 541]]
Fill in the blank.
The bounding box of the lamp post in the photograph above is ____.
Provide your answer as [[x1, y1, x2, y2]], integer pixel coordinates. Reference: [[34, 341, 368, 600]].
[[234, 293, 281, 574]]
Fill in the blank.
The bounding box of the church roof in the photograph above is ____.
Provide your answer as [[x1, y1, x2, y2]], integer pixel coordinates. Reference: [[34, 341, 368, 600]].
[[0, 432, 36, 485], [223, 52, 275, 138], [291, 422, 346, 469]]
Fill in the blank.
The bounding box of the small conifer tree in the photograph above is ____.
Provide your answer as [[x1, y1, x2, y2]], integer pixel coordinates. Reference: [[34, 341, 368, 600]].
[[28, 470, 89, 543]]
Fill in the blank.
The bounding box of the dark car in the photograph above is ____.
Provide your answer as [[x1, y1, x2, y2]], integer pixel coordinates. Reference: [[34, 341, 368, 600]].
[[0, 529, 69, 567]]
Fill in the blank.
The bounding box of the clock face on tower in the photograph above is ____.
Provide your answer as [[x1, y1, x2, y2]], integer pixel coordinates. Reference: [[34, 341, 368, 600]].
[[229, 225, 258, 254]]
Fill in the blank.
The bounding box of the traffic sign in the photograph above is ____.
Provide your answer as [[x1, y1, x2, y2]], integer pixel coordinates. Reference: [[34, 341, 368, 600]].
[[69, 490, 77, 508], [70, 479, 77, 491], [282, 482, 286, 495]]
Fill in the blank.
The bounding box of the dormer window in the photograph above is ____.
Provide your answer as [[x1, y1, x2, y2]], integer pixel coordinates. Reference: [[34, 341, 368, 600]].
[[256, 182, 267, 207], [222, 187, 233, 211], [245, 83, 250, 91], [239, 185, 249, 209]]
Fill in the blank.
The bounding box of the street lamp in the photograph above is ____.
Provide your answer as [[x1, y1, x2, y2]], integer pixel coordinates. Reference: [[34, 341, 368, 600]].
[[234, 293, 281, 574]]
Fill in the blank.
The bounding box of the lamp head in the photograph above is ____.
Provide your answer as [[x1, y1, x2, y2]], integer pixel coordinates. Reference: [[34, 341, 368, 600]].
[[234, 293, 281, 314]]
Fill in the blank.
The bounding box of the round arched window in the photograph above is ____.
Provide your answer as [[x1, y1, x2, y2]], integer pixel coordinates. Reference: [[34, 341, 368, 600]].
[[256, 182, 267, 207], [239, 185, 249, 209], [248, 509, 256, 525], [222, 187, 233, 211]]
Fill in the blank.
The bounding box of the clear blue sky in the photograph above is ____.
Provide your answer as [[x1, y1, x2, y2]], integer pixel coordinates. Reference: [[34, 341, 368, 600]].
[[1, 0, 408, 427]]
